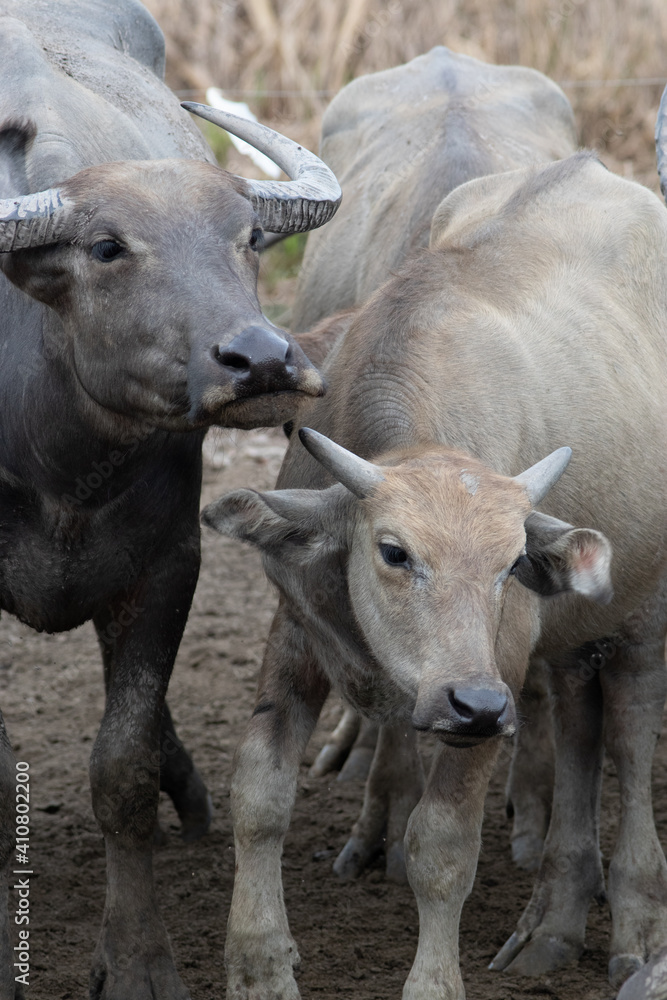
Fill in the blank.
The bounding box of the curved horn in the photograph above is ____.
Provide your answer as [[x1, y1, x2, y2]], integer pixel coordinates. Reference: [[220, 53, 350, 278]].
[[298, 428, 384, 499], [656, 85, 667, 202], [514, 447, 572, 506], [182, 102, 342, 234], [0, 188, 72, 252]]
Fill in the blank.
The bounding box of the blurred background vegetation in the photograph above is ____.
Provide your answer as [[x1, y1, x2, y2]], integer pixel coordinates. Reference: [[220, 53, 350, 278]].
[[145, 0, 667, 314]]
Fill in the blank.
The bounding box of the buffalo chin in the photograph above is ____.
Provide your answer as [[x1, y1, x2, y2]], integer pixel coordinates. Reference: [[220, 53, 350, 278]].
[[435, 727, 516, 749], [213, 389, 324, 430]]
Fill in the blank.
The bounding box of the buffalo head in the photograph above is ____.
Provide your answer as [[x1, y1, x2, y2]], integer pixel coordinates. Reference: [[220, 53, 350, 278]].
[[202, 429, 613, 747], [0, 106, 341, 431]]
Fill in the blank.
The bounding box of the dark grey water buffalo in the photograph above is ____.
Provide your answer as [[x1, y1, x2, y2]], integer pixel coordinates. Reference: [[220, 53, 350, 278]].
[[291, 44, 576, 333], [204, 150, 667, 998], [0, 1, 340, 997]]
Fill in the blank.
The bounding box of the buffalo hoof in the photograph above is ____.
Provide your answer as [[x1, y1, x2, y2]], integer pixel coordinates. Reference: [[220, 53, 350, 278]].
[[89, 952, 191, 1000], [226, 934, 301, 1000], [333, 834, 379, 880], [337, 745, 374, 782], [510, 832, 544, 872], [617, 948, 667, 1000], [309, 706, 361, 777], [308, 711, 378, 782], [309, 740, 348, 777], [490, 931, 581, 975], [227, 974, 301, 1000], [610, 954, 645, 991]]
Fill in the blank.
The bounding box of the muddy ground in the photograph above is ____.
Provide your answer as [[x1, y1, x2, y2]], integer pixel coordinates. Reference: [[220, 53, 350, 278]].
[[1, 427, 665, 1000]]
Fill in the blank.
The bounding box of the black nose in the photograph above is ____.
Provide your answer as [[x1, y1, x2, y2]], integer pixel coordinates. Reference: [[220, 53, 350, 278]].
[[215, 325, 296, 393], [412, 684, 513, 742], [448, 687, 509, 731]]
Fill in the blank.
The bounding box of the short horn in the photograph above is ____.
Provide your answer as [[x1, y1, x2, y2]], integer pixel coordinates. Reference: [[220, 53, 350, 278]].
[[656, 84, 667, 202], [182, 103, 342, 234], [514, 447, 572, 506], [0, 188, 72, 252], [298, 428, 384, 499]]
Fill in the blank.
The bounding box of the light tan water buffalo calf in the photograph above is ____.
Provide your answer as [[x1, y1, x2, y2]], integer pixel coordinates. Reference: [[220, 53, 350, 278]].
[[204, 153, 667, 999], [293, 47, 576, 858]]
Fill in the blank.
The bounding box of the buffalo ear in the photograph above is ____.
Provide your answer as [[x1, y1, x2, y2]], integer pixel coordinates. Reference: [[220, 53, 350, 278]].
[[516, 511, 613, 604], [201, 485, 348, 548], [201, 489, 288, 545]]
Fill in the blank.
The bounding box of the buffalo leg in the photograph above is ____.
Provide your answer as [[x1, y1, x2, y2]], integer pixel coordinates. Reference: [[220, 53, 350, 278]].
[[490, 649, 606, 976], [0, 710, 16, 1000], [89, 542, 199, 1000], [334, 723, 424, 883], [158, 702, 213, 843], [403, 738, 500, 1000], [225, 604, 329, 1000], [617, 946, 667, 1000], [308, 704, 360, 777], [337, 716, 379, 782], [101, 647, 211, 844], [505, 657, 554, 872], [600, 638, 667, 989], [309, 706, 378, 782]]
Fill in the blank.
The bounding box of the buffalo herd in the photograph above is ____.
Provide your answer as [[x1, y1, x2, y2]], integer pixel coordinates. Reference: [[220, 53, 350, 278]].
[[0, 2, 666, 999]]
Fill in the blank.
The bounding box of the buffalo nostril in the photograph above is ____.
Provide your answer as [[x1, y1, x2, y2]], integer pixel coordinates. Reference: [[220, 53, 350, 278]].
[[448, 687, 509, 728], [215, 347, 251, 371], [213, 324, 294, 386], [449, 689, 475, 720]]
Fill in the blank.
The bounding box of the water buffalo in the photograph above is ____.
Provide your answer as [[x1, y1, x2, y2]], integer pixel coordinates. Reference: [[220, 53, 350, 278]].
[[617, 947, 667, 1000], [599, 76, 667, 1000], [291, 45, 576, 333], [292, 46, 576, 876], [203, 151, 667, 998], [0, 1, 340, 997]]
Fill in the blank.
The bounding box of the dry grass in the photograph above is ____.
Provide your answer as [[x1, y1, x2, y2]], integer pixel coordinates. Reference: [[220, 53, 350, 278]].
[[145, 0, 667, 191]]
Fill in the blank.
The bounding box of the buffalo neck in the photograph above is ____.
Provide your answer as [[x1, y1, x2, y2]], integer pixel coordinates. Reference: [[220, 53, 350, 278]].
[[0, 291, 201, 503]]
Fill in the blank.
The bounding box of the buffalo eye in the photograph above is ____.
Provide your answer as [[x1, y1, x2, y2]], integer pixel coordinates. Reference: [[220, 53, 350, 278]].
[[380, 543, 409, 567], [92, 239, 124, 262], [509, 555, 529, 576], [249, 228, 264, 251]]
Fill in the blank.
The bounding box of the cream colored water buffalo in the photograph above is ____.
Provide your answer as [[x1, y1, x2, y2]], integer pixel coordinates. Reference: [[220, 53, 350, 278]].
[[203, 151, 667, 999], [601, 78, 667, 1000], [291, 44, 575, 333], [618, 947, 667, 1000]]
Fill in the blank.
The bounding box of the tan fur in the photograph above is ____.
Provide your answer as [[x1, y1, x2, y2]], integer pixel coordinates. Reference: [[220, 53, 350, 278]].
[[292, 308, 358, 367], [292, 48, 579, 870]]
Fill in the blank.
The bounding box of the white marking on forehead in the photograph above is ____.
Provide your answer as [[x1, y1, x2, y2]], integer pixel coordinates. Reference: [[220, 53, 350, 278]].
[[460, 470, 479, 496]]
